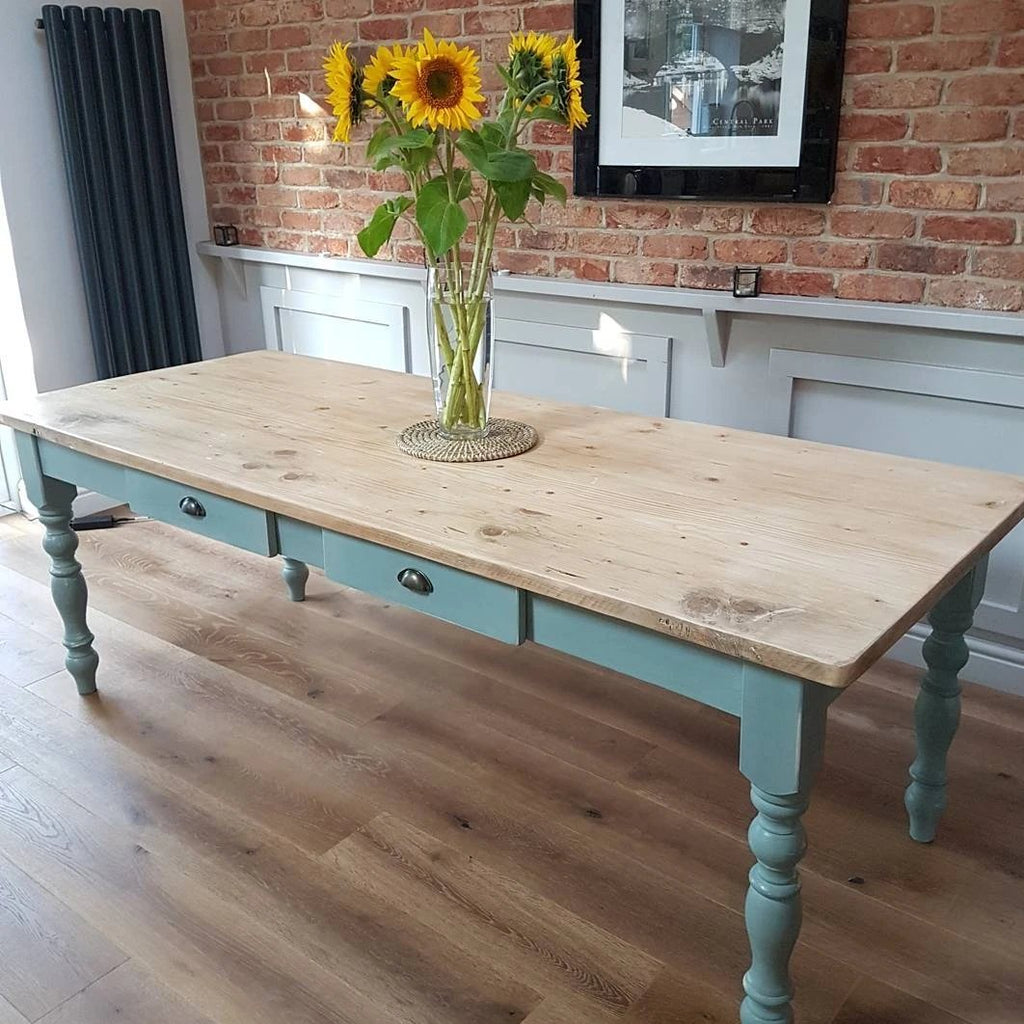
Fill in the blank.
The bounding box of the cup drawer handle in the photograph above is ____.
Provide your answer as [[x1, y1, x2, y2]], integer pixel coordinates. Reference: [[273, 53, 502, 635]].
[[179, 496, 207, 519], [397, 568, 433, 595]]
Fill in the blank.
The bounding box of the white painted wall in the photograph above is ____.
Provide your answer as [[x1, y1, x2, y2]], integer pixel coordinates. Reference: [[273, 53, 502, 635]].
[[0, 0, 222, 397]]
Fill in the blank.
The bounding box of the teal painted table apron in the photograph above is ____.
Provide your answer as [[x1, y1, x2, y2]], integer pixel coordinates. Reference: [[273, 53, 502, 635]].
[[4, 352, 1024, 1024]]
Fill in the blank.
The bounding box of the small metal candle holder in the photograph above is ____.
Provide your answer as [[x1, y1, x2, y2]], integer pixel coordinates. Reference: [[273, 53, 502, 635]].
[[733, 266, 761, 298], [213, 224, 239, 247]]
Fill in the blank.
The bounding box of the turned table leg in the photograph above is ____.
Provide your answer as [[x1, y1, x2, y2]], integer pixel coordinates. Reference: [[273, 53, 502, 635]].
[[15, 433, 99, 695], [905, 557, 988, 843], [739, 667, 834, 1024], [39, 478, 99, 695], [281, 557, 309, 602]]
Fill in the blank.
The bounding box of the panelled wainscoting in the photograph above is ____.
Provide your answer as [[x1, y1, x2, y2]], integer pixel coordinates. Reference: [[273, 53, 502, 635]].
[[200, 244, 1024, 695], [0, 512, 1022, 1023]]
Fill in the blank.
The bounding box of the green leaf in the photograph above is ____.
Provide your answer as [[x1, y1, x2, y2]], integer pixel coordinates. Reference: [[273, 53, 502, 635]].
[[370, 128, 434, 161], [365, 123, 396, 162], [532, 170, 567, 205], [494, 179, 532, 221], [449, 167, 472, 202], [357, 196, 413, 258], [478, 122, 506, 148], [527, 105, 569, 125], [416, 177, 469, 259], [455, 131, 536, 182]]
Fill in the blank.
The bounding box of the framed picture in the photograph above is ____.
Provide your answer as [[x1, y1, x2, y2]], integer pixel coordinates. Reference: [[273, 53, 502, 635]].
[[574, 0, 849, 202]]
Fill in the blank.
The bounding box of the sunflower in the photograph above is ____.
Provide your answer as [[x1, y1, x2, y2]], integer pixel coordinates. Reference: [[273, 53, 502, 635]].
[[391, 29, 485, 132], [363, 42, 406, 104], [551, 36, 589, 131], [508, 31, 558, 102], [324, 42, 363, 143]]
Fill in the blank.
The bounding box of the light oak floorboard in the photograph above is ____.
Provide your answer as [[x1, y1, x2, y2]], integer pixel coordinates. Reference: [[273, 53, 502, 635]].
[[0, 850, 126, 1021], [0, 518, 1023, 1023], [36, 959, 218, 1024]]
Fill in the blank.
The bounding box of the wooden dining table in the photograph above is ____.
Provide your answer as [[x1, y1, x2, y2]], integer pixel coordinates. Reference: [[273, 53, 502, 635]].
[[3, 350, 1023, 1024]]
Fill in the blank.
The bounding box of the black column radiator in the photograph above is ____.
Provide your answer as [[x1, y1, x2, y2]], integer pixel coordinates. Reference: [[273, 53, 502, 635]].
[[39, 5, 202, 379]]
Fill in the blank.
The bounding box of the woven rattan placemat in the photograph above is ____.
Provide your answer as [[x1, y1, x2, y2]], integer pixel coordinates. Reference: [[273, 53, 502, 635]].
[[396, 418, 539, 463]]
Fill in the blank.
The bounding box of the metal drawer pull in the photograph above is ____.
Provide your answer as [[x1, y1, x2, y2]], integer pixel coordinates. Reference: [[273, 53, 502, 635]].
[[397, 568, 433, 595], [178, 496, 206, 519]]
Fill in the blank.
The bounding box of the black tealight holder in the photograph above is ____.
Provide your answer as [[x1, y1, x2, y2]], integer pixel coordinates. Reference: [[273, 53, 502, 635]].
[[733, 266, 761, 298], [213, 224, 239, 247]]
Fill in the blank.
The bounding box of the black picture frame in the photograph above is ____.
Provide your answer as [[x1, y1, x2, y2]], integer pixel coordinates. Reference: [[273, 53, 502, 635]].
[[574, 0, 849, 203]]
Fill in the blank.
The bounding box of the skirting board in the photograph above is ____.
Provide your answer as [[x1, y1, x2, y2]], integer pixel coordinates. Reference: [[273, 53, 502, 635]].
[[889, 627, 1024, 698]]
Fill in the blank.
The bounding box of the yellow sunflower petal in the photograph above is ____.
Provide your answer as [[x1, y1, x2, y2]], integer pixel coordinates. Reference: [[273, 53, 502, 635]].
[[390, 33, 483, 131], [363, 42, 405, 100]]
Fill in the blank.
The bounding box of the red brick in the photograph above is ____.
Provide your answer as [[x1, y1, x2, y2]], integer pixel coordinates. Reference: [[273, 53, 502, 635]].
[[464, 10, 519, 34], [851, 76, 943, 108], [281, 0, 325, 18], [847, 4, 934, 39], [843, 45, 893, 74], [831, 177, 885, 206], [678, 265, 734, 291], [280, 166, 322, 186], [517, 229, 569, 251], [189, 32, 227, 55], [204, 123, 241, 142], [948, 146, 1024, 176], [973, 251, 1024, 279], [184, 0, 1024, 312], [984, 181, 1024, 212], [299, 189, 342, 209], [837, 274, 925, 303], [941, 0, 1024, 34], [576, 231, 638, 256], [612, 260, 678, 287], [207, 55, 243, 75], [792, 241, 872, 268], [852, 145, 941, 175], [229, 29, 268, 51], [215, 99, 253, 120], [758, 270, 836, 297], [928, 279, 1023, 311], [712, 239, 788, 264], [946, 72, 1024, 106], [239, 3, 279, 28], [522, 4, 574, 32], [913, 109, 1008, 142], [876, 243, 967, 275], [673, 207, 746, 232], [831, 210, 917, 238], [840, 112, 909, 141], [281, 210, 323, 231], [749, 208, 826, 236], [996, 34, 1024, 66], [270, 26, 311, 48], [888, 180, 981, 210], [496, 251, 553, 276], [922, 215, 1017, 244], [605, 205, 673, 230], [640, 234, 709, 260], [553, 257, 611, 282], [411, 13, 462, 36], [896, 38, 992, 70], [357, 16, 408, 39]]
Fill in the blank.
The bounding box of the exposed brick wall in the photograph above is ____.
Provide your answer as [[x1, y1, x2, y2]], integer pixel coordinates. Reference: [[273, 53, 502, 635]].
[[185, 0, 1024, 310]]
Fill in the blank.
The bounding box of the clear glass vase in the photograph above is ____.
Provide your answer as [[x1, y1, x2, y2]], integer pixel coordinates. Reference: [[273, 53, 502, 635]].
[[426, 263, 493, 440]]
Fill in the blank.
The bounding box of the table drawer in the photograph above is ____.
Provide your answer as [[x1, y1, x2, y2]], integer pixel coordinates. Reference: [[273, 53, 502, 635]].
[[323, 532, 524, 644], [125, 469, 276, 556]]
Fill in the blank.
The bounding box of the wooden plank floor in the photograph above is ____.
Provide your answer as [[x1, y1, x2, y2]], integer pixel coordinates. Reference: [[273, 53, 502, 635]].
[[0, 512, 1022, 1024]]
